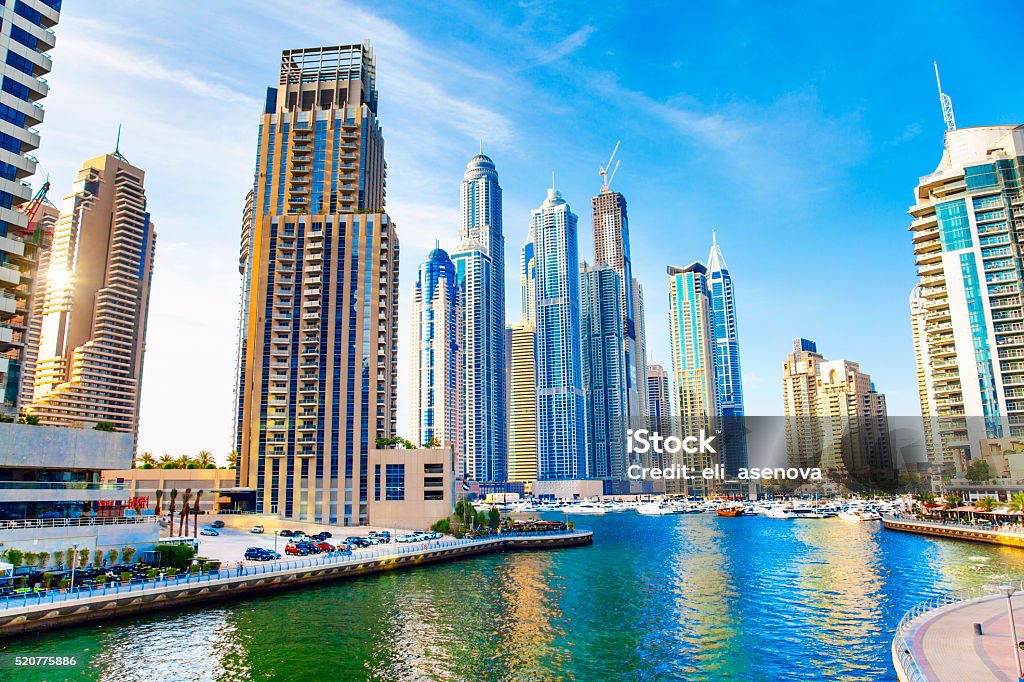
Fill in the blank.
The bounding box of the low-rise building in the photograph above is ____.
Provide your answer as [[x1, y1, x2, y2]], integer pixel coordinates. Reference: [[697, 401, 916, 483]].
[[367, 446, 455, 531], [99, 468, 255, 515]]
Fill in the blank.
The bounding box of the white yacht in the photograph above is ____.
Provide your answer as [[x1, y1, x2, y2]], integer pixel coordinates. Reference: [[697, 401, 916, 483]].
[[765, 505, 796, 520], [564, 502, 607, 515]]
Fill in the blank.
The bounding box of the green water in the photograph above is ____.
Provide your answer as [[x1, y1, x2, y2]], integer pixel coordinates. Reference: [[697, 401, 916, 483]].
[[4, 514, 1024, 681]]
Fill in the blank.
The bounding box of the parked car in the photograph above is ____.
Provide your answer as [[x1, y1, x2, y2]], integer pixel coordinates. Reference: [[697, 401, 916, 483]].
[[315, 542, 335, 552], [210, 520, 225, 529], [250, 525, 265, 534], [344, 536, 372, 548], [244, 547, 279, 561], [279, 530, 295, 537], [284, 544, 307, 556], [199, 527, 219, 536], [395, 534, 419, 543]]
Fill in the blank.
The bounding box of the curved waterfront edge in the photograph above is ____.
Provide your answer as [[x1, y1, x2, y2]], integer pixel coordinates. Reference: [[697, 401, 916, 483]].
[[882, 516, 1024, 549], [0, 530, 592, 638]]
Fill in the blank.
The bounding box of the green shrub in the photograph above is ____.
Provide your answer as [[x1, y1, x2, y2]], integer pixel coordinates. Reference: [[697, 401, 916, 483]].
[[154, 544, 195, 569], [58, 578, 70, 590], [42, 573, 56, 589], [430, 517, 452, 534], [95, 575, 107, 585], [120, 572, 132, 584], [92, 549, 103, 567], [4, 549, 24, 567], [121, 546, 137, 564], [146, 568, 158, 579], [166, 568, 178, 578]]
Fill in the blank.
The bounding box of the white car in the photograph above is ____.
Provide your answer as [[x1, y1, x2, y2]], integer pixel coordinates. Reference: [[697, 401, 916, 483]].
[[395, 534, 419, 543], [250, 525, 265, 534], [199, 527, 219, 536]]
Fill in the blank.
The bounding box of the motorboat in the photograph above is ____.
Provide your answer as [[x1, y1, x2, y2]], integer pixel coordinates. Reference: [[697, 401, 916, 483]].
[[636, 502, 675, 516], [837, 508, 882, 521], [765, 505, 796, 520], [790, 505, 825, 519], [564, 502, 607, 515]]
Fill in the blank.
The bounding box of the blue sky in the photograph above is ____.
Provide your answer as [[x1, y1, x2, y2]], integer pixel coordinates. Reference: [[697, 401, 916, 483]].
[[35, 1, 1024, 459]]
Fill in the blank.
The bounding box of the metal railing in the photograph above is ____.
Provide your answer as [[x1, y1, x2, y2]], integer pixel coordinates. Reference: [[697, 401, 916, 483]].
[[0, 529, 591, 612], [891, 581, 1023, 682], [0, 481, 126, 491], [0, 515, 157, 531], [884, 515, 1024, 537]]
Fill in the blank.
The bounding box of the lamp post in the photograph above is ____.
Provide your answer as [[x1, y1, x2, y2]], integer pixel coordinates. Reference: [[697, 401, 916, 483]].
[[998, 585, 1024, 682], [274, 530, 279, 553], [69, 543, 79, 593]]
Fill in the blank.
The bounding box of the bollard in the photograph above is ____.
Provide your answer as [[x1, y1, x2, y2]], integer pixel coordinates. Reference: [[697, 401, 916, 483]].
[[975, 622, 984, 636]]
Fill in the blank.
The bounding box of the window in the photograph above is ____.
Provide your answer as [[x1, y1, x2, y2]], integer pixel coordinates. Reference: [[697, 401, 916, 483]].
[[936, 199, 972, 252], [0, 102, 25, 127], [423, 476, 444, 488], [424, 490, 444, 501], [0, 133, 19, 154], [965, 164, 998, 189], [9, 26, 37, 51], [384, 463, 404, 501], [1, 77, 30, 102], [424, 463, 443, 474], [5, 50, 34, 76]]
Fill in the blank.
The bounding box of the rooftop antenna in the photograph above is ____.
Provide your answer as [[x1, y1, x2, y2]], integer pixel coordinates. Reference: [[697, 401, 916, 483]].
[[934, 61, 956, 132], [551, 171, 556, 190], [479, 138, 483, 155], [112, 124, 128, 162], [599, 140, 621, 191]]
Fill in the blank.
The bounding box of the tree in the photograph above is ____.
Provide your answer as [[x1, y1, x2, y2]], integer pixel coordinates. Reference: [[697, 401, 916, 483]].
[[17, 413, 39, 425], [53, 549, 64, 568], [193, 490, 203, 538], [179, 488, 193, 536], [23, 552, 38, 567], [975, 497, 998, 513], [488, 507, 500, 530], [425, 436, 441, 448], [107, 549, 118, 566], [154, 489, 163, 516], [1007, 492, 1024, 515], [37, 551, 50, 568], [121, 546, 137, 564], [92, 549, 103, 567], [227, 450, 238, 469], [168, 488, 178, 537], [173, 454, 192, 469], [4, 549, 24, 567], [196, 451, 215, 469], [77, 548, 90, 568], [966, 460, 991, 482], [93, 421, 116, 432], [136, 451, 157, 468], [158, 454, 173, 467], [943, 493, 961, 508], [155, 544, 195, 569]]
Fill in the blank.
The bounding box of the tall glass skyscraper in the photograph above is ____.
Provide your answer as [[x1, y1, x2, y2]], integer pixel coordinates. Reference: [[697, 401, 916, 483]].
[[707, 234, 747, 475], [592, 188, 645, 422], [236, 43, 400, 525], [520, 227, 536, 325], [580, 262, 627, 486], [409, 246, 460, 453], [533, 187, 586, 480], [451, 153, 506, 482], [667, 262, 717, 495], [909, 124, 1024, 472], [0, 0, 61, 416]]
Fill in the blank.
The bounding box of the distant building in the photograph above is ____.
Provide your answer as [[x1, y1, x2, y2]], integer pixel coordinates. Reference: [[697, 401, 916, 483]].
[[646, 362, 672, 443], [505, 321, 538, 484], [0, 0, 61, 416], [580, 262, 627, 487], [707, 235, 748, 475], [908, 124, 1024, 472], [783, 339, 893, 487], [909, 286, 945, 471], [667, 262, 717, 495], [368, 446, 455, 531], [25, 153, 156, 440], [520, 228, 536, 325], [409, 246, 460, 453], [17, 201, 59, 409], [451, 152, 506, 483], [533, 187, 587, 481]]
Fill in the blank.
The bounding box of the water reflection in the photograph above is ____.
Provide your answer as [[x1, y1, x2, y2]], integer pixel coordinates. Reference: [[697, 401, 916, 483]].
[[8, 515, 1024, 682]]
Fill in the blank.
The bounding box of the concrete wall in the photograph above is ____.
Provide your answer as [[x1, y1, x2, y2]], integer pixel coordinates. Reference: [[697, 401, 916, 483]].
[[0, 520, 160, 569], [367, 447, 454, 531], [0, 422, 133, 470], [100, 468, 240, 514]]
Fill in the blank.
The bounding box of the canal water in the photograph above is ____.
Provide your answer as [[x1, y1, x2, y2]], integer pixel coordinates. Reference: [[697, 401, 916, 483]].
[[6, 513, 1024, 681]]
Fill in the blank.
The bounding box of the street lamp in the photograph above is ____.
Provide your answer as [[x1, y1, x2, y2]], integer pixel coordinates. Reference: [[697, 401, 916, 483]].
[[998, 585, 1024, 682], [274, 530, 279, 553], [69, 543, 79, 594]]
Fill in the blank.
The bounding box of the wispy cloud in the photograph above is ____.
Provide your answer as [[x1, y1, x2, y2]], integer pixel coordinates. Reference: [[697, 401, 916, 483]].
[[529, 24, 595, 67]]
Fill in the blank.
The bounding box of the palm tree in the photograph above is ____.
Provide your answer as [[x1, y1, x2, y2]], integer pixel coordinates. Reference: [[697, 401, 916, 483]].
[[158, 453, 173, 467], [173, 454, 192, 469], [1007, 492, 1024, 516], [167, 488, 178, 537], [196, 450, 215, 469], [976, 497, 998, 513], [136, 451, 156, 468], [178, 488, 192, 536], [943, 493, 961, 509], [154, 489, 163, 516], [227, 450, 238, 469], [193, 490, 203, 537]]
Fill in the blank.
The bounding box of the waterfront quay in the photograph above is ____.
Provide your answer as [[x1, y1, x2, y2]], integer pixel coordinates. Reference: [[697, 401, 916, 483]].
[[893, 583, 1024, 682], [883, 516, 1024, 549], [0, 530, 591, 638]]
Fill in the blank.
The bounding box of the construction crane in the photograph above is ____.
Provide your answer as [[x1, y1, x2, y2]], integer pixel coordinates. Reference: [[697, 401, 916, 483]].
[[599, 141, 621, 191], [15, 178, 51, 245]]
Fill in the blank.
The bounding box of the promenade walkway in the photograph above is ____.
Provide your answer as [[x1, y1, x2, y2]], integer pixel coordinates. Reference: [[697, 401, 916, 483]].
[[895, 583, 1024, 682]]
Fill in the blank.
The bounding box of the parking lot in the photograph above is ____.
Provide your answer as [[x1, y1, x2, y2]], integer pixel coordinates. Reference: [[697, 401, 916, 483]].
[[193, 523, 445, 566]]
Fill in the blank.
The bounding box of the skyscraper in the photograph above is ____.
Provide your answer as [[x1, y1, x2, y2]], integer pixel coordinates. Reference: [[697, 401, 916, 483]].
[[17, 200, 58, 409], [0, 0, 61, 416], [909, 124, 1024, 472], [707, 234, 747, 475], [409, 246, 460, 453], [580, 262, 627, 486], [910, 286, 944, 470], [646, 362, 672, 439], [505, 321, 537, 484], [236, 43, 399, 524], [520, 228, 536, 325], [667, 262, 717, 495], [451, 152, 505, 483], [26, 152, 156, 438], [534, 187, 586, 480], [783, 339, 893, 483]]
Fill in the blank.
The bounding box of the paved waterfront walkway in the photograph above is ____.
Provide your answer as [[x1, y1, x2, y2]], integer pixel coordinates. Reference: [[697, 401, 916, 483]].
[[906, 592, 1024, 681]]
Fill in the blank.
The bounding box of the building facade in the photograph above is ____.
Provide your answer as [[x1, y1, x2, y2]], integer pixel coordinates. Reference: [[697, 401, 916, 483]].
[[910, 285, 945, 470], [520, 228, 536, 325], [707, 235, 747, 475], [16, 200, 58, 408], [667, 262, 717, 494], [580, 262, 627, 485], [646, 362, 672, 442], [505, 321, 537, 484], [25, 153, 156, 438], [0, 0, 61, 415], [783, 338, 825, 469], [908, 125, 1024, 472], [533, 188, 587, 481], [409, 246, 460, 452], [236, 43, 400, 525], [451, 153, 506, 483]]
